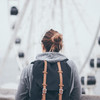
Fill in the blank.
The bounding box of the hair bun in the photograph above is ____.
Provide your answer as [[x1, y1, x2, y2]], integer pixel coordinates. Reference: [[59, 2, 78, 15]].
[[52, 33, 62, 44]]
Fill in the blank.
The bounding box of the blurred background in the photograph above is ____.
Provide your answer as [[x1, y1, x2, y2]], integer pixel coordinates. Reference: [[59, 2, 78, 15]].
[[0, 0, 100, 96]]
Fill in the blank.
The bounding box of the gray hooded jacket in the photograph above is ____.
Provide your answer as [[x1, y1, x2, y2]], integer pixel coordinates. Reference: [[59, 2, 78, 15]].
[[15, 52, 81, 100]]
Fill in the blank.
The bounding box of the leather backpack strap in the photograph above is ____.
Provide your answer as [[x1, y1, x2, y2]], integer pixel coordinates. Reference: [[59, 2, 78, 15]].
[[42, 60, 48, 100], [57, 62, 64, 100]]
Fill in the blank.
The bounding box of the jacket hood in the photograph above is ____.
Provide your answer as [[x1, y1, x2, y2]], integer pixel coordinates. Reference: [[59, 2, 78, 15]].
[[36, 52, 67, 62]]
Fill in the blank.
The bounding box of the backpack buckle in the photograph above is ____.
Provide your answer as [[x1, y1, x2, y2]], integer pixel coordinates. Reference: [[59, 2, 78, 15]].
[[59, 89, 63, 94], [42, 88, 47, 94]]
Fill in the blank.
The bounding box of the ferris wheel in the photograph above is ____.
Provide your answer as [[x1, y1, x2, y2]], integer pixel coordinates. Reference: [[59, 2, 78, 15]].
[[1, 0, 100, 95]]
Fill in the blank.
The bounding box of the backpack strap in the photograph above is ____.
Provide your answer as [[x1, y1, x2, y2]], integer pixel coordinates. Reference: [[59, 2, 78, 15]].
[[42, 61, 63, 100], [42, 60, 48, 100], [57, 62, 64, 100]]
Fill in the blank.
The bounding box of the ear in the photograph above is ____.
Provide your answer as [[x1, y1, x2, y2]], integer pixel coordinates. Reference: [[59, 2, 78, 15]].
[[42, 44, 46, 52]]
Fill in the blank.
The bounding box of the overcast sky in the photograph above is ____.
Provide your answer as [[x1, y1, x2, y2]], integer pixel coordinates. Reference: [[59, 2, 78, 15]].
[[0, 0, 100, 61]]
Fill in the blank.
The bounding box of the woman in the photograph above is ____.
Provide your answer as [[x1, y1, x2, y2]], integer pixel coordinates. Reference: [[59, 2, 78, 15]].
[[15, 29, 81, 100]]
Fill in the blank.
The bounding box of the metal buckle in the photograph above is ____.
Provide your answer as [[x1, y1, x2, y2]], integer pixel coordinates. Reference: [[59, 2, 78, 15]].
[[42, 88, 47, 94], [59, 89, 63, 94]]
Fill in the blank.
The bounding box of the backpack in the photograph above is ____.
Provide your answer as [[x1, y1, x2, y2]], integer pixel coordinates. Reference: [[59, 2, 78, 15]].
[[30, 59, 71, 100]]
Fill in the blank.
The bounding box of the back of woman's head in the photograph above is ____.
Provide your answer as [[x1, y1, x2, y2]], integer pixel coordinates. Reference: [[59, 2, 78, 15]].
[[41, 29, 63, 52]]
